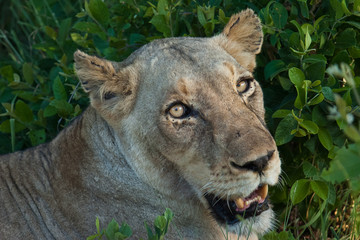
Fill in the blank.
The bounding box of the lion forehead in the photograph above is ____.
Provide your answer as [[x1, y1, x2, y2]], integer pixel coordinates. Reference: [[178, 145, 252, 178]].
[[137, 38, 235, 70]]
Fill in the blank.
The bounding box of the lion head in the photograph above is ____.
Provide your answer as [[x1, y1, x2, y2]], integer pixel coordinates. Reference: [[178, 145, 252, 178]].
[[75, 9, 281, 239]]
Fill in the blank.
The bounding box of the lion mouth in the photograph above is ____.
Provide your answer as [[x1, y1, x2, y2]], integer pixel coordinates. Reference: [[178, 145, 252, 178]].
[[205, 184, 269, 225]]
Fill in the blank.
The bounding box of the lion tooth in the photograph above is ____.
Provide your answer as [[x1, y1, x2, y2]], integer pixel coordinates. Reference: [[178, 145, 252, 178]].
[[235, 198, 245, 209], [258, 184, 268, 200]]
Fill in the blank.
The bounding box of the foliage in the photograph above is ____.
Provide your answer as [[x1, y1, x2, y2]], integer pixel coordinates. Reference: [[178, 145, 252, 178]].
[[1, 0, 360, 239], [144, 208, 174, 240], [87, 218, 132, 240], [86, 208, 173, 240]]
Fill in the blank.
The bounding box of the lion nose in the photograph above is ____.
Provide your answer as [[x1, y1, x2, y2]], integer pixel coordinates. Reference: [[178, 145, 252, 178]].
[[231, 150, 275, 174]]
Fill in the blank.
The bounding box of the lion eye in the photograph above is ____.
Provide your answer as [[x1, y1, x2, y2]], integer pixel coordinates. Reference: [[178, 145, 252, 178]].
[[168, 103, 188, 118], [236, 78, 252, 93]]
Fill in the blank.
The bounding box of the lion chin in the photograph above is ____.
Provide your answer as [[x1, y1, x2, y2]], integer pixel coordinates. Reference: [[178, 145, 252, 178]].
[[204, 184, 275, 239], [0, 8, 281, 240]]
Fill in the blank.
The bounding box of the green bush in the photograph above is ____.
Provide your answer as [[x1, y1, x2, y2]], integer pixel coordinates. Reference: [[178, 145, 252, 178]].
[[0, 0, 359, 239]]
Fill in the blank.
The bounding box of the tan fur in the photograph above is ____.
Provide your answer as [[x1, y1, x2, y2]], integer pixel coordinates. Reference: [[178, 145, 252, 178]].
[[214, 9, 263, 72], [0, 9, 280, 239]]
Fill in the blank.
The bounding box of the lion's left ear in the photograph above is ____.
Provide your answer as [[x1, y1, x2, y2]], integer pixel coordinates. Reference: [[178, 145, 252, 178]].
[[213, 9, 263, 72], [74, 50, 138, 118]]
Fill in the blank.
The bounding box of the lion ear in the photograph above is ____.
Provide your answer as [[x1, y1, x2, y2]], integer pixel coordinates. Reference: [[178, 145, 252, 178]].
[[74, 50, 137, 117], [214, 9, 263, 72]]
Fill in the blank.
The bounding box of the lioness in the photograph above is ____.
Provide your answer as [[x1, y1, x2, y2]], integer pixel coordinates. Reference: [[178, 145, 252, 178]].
[[0, 9, 281, 240]]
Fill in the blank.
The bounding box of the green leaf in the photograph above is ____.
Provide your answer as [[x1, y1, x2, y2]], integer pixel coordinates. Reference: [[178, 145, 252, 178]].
[[291, 109, 303, 123], [114, 232, 128, 240], [322, 87, 335, 101], [145, 222, 155, 239], [298, 0, 309, 18], [204, 22, 215, 37], [22, 63, 34, 85], [355, 0, 360, 12], [119, 223, 132, 238], [270, 2, 288, 29], [294, 88, 305, 109], [264, 60, 288, 80], [318, 127, 333, 150], [218, 9, 228, 24], [293, 128, 307, 137], [157, 0, 168, 15], [290, 20, 304, 42], [53, 77, 67, 101], [290, 179, 311, 204], [29, 129, 46, 146], [76, 11, 87, 18], [304, 136, 316, 153], [331, 50, 351, 65], [341, 0, 352, 16], [49, 99, 73, 118], [311, 80, 321, 87], [129, 34, 146, 45], [347, 21, 360, 30], [327, 183, 336, 205], [87, 0, 110, 26], [310, 180, 328, 201], [105, 219, 120, 239], [344, 125, 360, 142], [163, 208, 173, 233], [305, 61, 326, 81], [86, 234, 100, 240], [197, 7, 207, 26], [330, 0, 344, 19], [263, 231, 295, 240], [349, 46, 360, 58], [0, 119, 26, 133], [58, 18, 72, 47], [272, 110, 291, 118], [335, 28, 356, 49], [304, 31, 311, 50], [44, 105, 57, 117], [73, 22, 103, 33], [279, 76, 293, 90], [300, 120, 319, 134], [150, 15, 171, 37], [322, 144, 360, 182], [96, 217, 100, 233], [343, 90, 352, 106], [14, 100, 33, 123], [275, 114, 297, 146], [289, 67, 305, 88], [44, 26, 57, 40], [335, 94, 347, 119], [350, 176, 360, 192], [154, 216, 166, 233], [303, 55, 327, 64], [302, 161, 319, 178], [308, 93, 324, 105], [0, 65, 14, 82]]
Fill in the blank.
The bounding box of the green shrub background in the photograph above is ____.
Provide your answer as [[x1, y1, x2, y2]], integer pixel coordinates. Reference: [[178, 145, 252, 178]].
[[0, 0, 360, 239]]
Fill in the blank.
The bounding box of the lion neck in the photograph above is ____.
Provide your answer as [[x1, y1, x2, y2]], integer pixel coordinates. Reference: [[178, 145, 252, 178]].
[[44, 107, 217, 237], [50, 106, 201, 206]]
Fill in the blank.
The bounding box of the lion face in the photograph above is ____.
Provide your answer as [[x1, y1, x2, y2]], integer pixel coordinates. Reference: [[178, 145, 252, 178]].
[[75, 9, 281, 238], [136, 39, 281, 235]]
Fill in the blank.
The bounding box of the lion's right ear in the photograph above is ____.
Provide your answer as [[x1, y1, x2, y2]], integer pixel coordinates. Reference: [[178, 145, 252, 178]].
[[213, 9, 263, 72], [74, 50, 138, 118]]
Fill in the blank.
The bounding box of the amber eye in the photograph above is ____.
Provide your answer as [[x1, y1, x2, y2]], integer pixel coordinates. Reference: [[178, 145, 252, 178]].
[[169, 103, 186, 118], [236, 78, 251, 93], [166, 102, 192, 118]]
